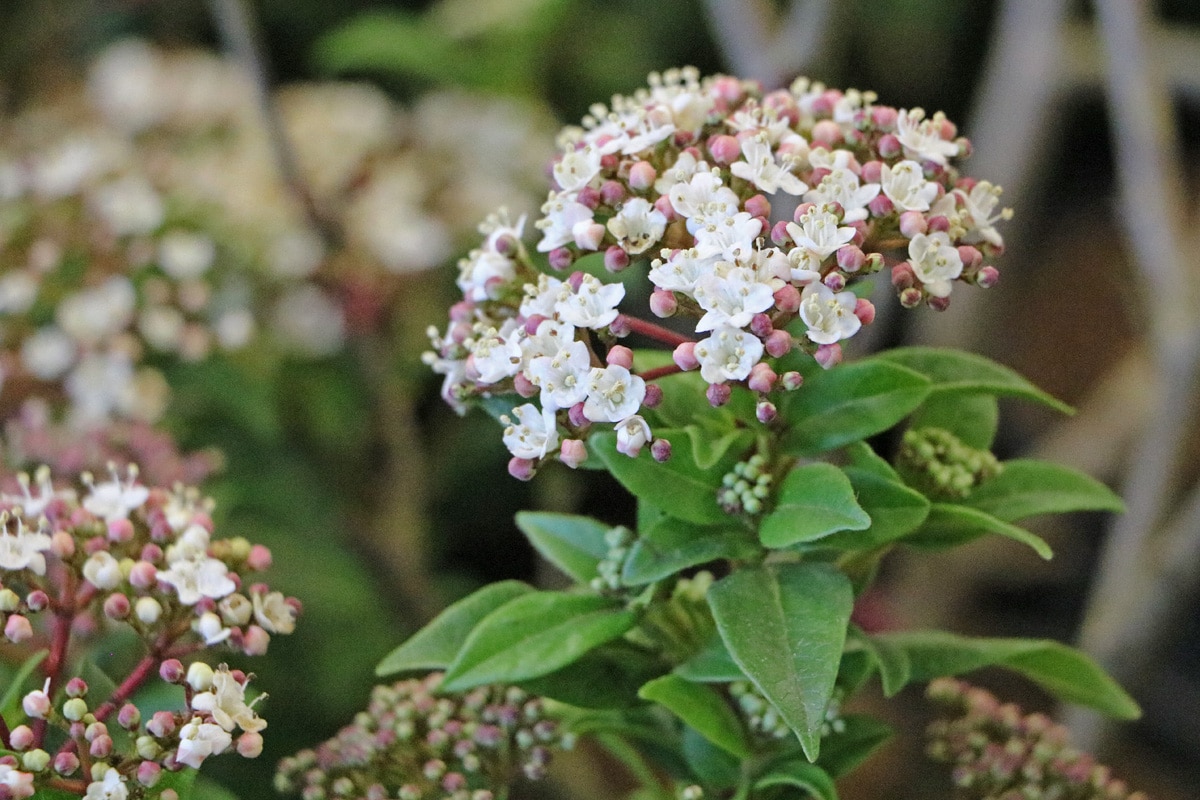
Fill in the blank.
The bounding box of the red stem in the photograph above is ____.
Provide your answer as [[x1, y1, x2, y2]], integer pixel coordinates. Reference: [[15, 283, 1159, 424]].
[[92, 653, 160, 723], [639, 364, 684, 381], [0, 710, 10, 749], [34, 575, 77, 749], [47, 777, 88, 793], [619, 315, 694, 348]]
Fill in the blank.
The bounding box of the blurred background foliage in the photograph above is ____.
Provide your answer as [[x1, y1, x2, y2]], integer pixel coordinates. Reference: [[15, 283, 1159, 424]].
[[1, 1, 1198, 799]]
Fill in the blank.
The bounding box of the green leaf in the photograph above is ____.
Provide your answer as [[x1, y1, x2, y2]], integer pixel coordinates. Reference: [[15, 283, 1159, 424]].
[[675, 634, 745, 683], [0, 650, 47, 719], [623, 516, 759, 586], [847, 629, 910, 697], [639, 674, 750, 758], [760, 463, 871, 548], [874, 348, 1072, 414], [842, 440, 900, 481], [963, 460, 1125, 522], [376, 581, 533, 676], [441, 592, 636, 691], [780, 361, 931, 456], [909, 392, 999, 449], [817, 714, 894, 778], [754, 757, 838, 800], [909, 504, 1053, 560], [682, 726, 742, 790], [592, 430, 731, 525], [875, 630, 1141, 719], [685, 426, 754, 470], [818, 468, 931, 550], [708, 563, 854, 760], [521, 641, 666, 709], [516, 512, 612, 583], [192, 777, 243, 800]]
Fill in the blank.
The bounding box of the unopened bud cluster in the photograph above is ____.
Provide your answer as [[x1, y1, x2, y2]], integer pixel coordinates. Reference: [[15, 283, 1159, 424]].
[[717, 453, 772, 515], [590, 526, 633, 592], [275, 673, 572, 800], [425, 68, 1009, 478], [729, 681, 844, 742], [926, 679, 1147, 800], [899, 427, 1002, 499]]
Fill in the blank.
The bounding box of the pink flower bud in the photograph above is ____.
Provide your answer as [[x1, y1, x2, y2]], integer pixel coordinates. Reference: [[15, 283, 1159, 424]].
[[708, 134, 741, 164], [707, 383, 732, 407], [513, 372, 538, 398], [606, 345, 634, 369], [811, 120, 842, 146], [137, 760, 162, 787], [823, 272, 846, 292], [748, 363, 777, 394], [140, 543, 163, 563], [773, 285, 800, 314], [878, 133, 902, 159], [628, 161, 656, 191], [558, 440, 587, 469], [604, 246, 630, 272], [860, 160, 884, 184], [147, 711, 176, 738], [128, 561, 157, 589], [756, 401, 778, 423], [103, 593, 130, 620], [107, 518, 134, 543], [54, 752, 80, 776], [927, 215, 950, 233], [672, 342, 699, 371], [566, 271, 585, 292], [891, 262, 916, 290], [574, 222, 606, 251], [850, 298, 876, 327], [770, 219, 792, 247], [781, 371, 804, 390], [899, 287, 924, 308], [712, 76, 742, 102], [508, 458, 536, 482], [872, 105, 898, 129], [744, 194, 771, 219], [118, 703, 141, 730], [23, 688, 50, 719], [649, 289, 677, 318], [928, 294, 951, 312], [814, 343, 843, 369], [9, 726, 33, 751], [765, 330, 793, 358], [642, 384, 663, 408], [867, 194, 894, 218], [242, 624, 271, 656], [600, 153, 619, 170], [5, 614, 32, 643], [237, 731, 264, 759], [568, 402, 589, 429], [975, 265, 1000, 288], [51, 531, 75, 558], [609, 314, 631, 338], [89, 734, 113, 758], [957, 245, 983, 271], [749, 313, 773, 339], [836, 245, 866, 273], [599, 180, 625, 206], [792, 202, 816, 223], [574, 186, 599, 209], [653, 195, 678, 221], [651, 439, 673, 462], [548, 247, 574, 271], [25, 590, 48, 612], [159, 659, 185, 684]]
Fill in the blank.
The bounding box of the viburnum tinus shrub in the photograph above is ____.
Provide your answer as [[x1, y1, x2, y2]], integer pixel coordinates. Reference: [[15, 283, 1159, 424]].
[[280, 69, 1140, 800]]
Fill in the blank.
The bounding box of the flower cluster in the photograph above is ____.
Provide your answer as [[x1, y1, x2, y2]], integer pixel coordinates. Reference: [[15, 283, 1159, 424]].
[[275, 673, 572, 800], [926, 679, 1147, 800], [425, 68, 1009, 477], [0, 463, 297, 797], [898, 427, 1002, 499]]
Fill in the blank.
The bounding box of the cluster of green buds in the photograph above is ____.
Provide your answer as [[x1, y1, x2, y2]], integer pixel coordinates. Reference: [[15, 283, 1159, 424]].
[[926, 678, 1147, 800], [717, 454, 773, 515], [275, 673, 573, 800], [589, 526, 633, 592], [728, 682, 845, 742], [898, 427, 1001, 499]]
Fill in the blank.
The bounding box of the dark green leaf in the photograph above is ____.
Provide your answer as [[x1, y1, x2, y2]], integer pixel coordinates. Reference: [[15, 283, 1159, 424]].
[[963, 460, 1125, 522], [875, 630, 1140, 719], [842, 441, 900, 481], [908, 504, 1053, 560], [0, 650, 47, 719], [376, 581, 533, 676], [516, 512, 612, 583], [909, 392, 999, 449], [685, 426, 754, 470], [848, 630, 910, 697], [592, 430, 731, 525], [760, 463, 871, 547], [818, 468, 930, 550], [817, 714, 894, 778], [675, 634, 744, 683], [780, 361, 931, 456], [521, 641, 665, 709], [623, 516, 759, 586], [192, 777, 242, 800], [682, 726, 741, 790], [754, 758, 838, 800], [708, 563, 854, 760], [441, 592, 635, 690], [874, 348, 1072, 414], [639, 675, 750, 757]]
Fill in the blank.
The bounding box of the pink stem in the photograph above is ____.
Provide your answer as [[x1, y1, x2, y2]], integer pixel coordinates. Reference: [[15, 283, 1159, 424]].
[[0, 710, 10, 749], [639, 364, 685, 381], [619, 315, 695, 348], [92, 653, 160, 723]]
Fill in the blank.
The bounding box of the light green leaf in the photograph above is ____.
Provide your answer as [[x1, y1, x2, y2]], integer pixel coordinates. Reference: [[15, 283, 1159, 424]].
[[639, 675, 750, 757], [376, 581, 533, 676], [685, 426, 755, 470], [842, 440, 900, 481], [875, 630, 1141, 719], [816, 714, 894, 778], [818, 468, 931, 550], [516, 512, 612, 583], [682, 726, 741, 790], [441, 592, 635, 691], [708, 563, 854, 760], [847, 629, 910, 697], [963, 460, 1125, 522], [520, 641, 665, 709], [760, 463, 871, 547], [1, 650, 47, 719], [874, 348, 1072, 414], [754, 758, 838, 800], [623, 516, 759, 586], [909, 392, 999, 449], [909, 503, 1053, 560], [675, 634, 744, 683], [780, 361, 931, 456]]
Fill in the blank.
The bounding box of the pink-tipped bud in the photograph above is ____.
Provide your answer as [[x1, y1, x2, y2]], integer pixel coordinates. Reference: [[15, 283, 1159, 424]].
[[51, 530, 75, 558], [872, 105, 898, 129], [928, 294, 951, 312], [54, 752, 80, 776], [811, 119, 842, 146], [559, 439, 587, 469], [23, 688, 50, 719], [159, 659, 185, 684], [492, 232, 520, 257], [957, 245, 983, 271], [89, 734, 113, 758], [744, 194, 771, 219], [118, 704, 141, 730], [513, 372, 538, 398], [748, 363, 777, 394], [575, 186, 601, 210], [781, 371, 804, 390], [836, 245, 866, 273], [773, 284, 801, 314], [606, 345, 634, 370], [128, 561, 157, 589], [823, 272, 846, 292], [765, 329, 793, 358], [975, 265, 1000, 288], [899, 287, 924, 308], [107, 518, 134, 543], [628, 161, 656, 191], [4, 614, 32, 643], [103, 593, 130, 620], [65, 678, 88, 699], [237, 731, 264, 759], [792, 202, 817, 223], [567, 402, 589, 429], [708, 134, 741, 164], [860, 160, 884, 184], [649, 289, 677, 318], [574, 222, 606, 251], [707, 383, 732, 407], [599, 180, 625, 207], [711, 75, 743, 103], [673, 342, 699, 371], [241, 625, 270, 656], [600, 153, 619, 170], [609, 314, 631, 338], [137, 760, 162, 788], [140, 543, 163, 563], [854, 298, 877, 326], [898, 211, 927, 238], [246, 545, 272, 572], [25, 590, 48, 612], [891, 262, 916, 290], [548, 247, 574, 271], [566, 271, 585, 292], [814, 343, 843, 369], [653, 195, 678, 221], [642, 384, 663, 408], [927, 215, 950, 233], [770, 219, 793, 247], [867, 194, 894, 218], [604, 246, 630, 272], [9, 726, 33, 751], [508, 458, 536, 482], [756, 401, 778, 423], [749, 313, 774, 338], [878, 133, 902, 159], [147, 711, 176, 738], [651, 439, 672, 462]]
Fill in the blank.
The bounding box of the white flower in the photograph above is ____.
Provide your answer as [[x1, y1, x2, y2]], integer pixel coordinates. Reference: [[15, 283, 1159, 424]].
[[799, 283, 862, 344], [654, 150, 707, 195], [607, 198, 667, 255], [527, 339, 591, 411], [56, 277, 136, 345], [84, 766, 128, 800], [803, 169, 879, 223], [158, 230, 216, 280], [668, 171, 740, 232], [469, 328, 522, 385], [535, 193, 595, 252], [21, 326, 76, 380], [553, 146, 603, 192], [457, 248, 516, 302], [692, 212, 762, 261], [0, 762, 35, 799], [583, 365, 646, 423], [90, 176, 164, 236], [252, 590, 296, 635], [786, 207, 855, 260], [83, 468, 149, 522], [0, 518, 52, 575], [501, 404, 560, 460], [693, 326, 764, 384], [615, 415, 652, 457], [197, 611, 232, 645], [895, 108, 959, 166], [519, 274, 564, 320], [191, 665, 267, 733], [881, 160, 938, 212], [176, 717, 233, 768], [908, 232, 963, 297], [1, 467, 73, 519], [730, 135, 807, 195], [957, 181, 1009, 247], [648, 248, 717, 294], [82, 551, 123, 590], [555, 274, 624, 329], [693, 266, 775, 332], [157, 556, 235, 605], [621, 104, 676, 154], [521, 319, 575, 361]]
